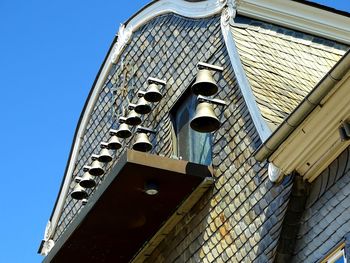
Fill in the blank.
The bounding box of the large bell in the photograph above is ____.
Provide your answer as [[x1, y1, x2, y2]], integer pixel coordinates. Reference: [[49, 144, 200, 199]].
[[98, 147, 113, 163], [144, 83, 163, 102], [132, 133, 153, 152], [89, 159, 105, 176], [108, 135, 122, 150], [116, 123, 132, 138], [134, 97, 152, 114], [125, 110, 142, 126], [190, 102, 220, 133], [192, 69, 218, 96], [79, 172, 96, 188], [71, 184, 88, 200]]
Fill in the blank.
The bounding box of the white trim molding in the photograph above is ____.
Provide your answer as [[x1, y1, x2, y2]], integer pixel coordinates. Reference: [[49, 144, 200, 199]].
[[238, 0, 350, 44], [221, 9, 272, 141]]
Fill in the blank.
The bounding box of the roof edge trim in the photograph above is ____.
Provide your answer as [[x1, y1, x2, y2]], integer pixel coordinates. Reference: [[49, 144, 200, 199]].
[[238, 0, 350, 44], [221, 11, 272, 141]]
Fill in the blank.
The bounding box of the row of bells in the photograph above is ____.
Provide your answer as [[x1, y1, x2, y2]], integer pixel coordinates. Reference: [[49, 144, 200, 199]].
[[71, 68, 221, 200], [71, 151, 112, 200], [71, 130, 153, 200], [70, 84, 163, 200]]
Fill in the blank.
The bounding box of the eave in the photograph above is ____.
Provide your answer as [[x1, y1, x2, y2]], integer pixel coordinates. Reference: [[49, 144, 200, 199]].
[[43, 150, 213, 262], [237, 0, 350, 44], [255, 51, 350, 182]]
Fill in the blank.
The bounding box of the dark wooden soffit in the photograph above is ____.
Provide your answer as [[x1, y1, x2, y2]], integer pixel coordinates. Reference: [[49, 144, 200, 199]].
[[44, 150, 213, 263], [274, 174, 310, 263]]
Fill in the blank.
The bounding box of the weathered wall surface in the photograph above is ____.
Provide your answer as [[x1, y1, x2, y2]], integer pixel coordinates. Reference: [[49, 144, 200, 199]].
[[53, 13, 293, 262], [292, 146, 350, 263]]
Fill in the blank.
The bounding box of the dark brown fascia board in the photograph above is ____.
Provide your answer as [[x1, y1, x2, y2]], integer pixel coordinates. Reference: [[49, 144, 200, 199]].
[[43, 150, 213, 262], [254, 49, 350, 162]]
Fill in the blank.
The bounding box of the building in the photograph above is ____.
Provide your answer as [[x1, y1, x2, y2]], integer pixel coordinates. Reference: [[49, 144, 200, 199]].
[[38, 0, 350, 262]]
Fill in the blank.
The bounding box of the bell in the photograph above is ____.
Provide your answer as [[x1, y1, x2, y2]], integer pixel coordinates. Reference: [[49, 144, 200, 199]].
[[116, 123, 132, 138], [134, 97, 152, 114], [132, 133, 153, 152], [89, 159, 105, 176], [192, 69, 218, 96], [79, 171, 96, 188], [190, 102, 220, 133], [144, 83, 163, 102], [125, 110, 142, 126], [108, 135, 122, 150], [98, 147, 113, 163], [71, 184, 88, 200]]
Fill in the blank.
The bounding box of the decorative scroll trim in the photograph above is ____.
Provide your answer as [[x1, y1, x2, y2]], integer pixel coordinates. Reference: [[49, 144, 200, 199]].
[[268, 162, 283, 182], [40, 240, 55, 256], [221, 0, 241, 26], [111, 24, 133, 64], [39, 220, 55, 255]]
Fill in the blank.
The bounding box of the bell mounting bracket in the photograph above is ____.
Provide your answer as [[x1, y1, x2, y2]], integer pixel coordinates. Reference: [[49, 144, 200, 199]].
[[197, 62, 223, 72], [100, 142, 109, 149], [119, 117, 127, 123], [137, 91, 146, 98], [83, 165, 91, 172], [136, 126, 156, 134], [109, 129, 119, 136], [91, 154, 100, 161], [128, 104, 136, 110], [147, 77, 166, 86], [197, 95, 227, 106], [74, 176, 83, 183]]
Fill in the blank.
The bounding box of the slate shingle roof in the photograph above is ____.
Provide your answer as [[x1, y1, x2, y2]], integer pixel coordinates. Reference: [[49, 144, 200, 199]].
[[231, 18, 348, 130], [292, 146, 350, 262]]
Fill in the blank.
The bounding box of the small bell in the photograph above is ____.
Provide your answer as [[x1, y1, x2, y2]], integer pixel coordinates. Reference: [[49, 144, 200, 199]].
[[108, 135, 122, 150], [71, 184, 88, 200], [144, 83, 163, 102], [133, 133, 153, 152], [190, 102, 220, 133], [98, 143, 113, 163], [89, 156, 105, 176], [192, 68, 218, 96], [134, 97, 152, 114], [79, 171, 96, 188], [115, 124, 132, 138], [125, 110, 142, 126]]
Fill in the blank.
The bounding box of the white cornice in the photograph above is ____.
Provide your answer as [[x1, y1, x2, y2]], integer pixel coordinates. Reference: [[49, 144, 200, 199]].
[[269, 70, 350, 182], [238, 0, 350, 44]]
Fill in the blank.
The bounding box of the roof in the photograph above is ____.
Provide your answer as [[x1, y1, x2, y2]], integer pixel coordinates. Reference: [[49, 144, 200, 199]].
[[231, 17, 348, 130]]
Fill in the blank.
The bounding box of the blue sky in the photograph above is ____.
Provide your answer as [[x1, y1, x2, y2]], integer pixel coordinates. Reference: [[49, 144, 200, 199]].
[[0, 1, 349, 262]]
